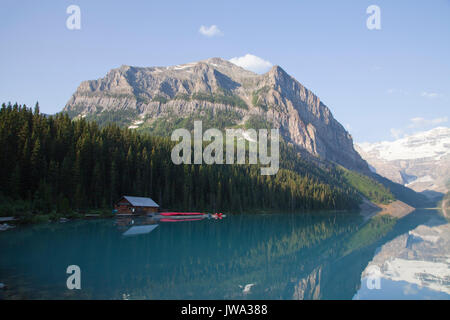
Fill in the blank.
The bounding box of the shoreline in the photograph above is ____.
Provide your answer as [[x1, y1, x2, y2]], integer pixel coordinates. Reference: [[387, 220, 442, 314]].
[[0, 200, 427, 230], [359, 198, 416, 221], [0, 207, 365, 229]]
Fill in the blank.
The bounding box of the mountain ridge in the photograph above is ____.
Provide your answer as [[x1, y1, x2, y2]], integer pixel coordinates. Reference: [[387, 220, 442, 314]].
[[356, 127, 450, 194], [64, 57, 369, 173]]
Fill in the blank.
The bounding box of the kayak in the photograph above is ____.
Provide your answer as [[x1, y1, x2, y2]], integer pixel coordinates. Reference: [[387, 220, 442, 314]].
[[159, 212, 206, 216], [160, 218, 204, 222]]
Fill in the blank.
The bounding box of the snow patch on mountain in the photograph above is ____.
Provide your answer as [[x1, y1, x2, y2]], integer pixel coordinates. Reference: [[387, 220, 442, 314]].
[[358, 127, 450, 161], [356, 127, 450, 193], [361, 223, 450, 295]]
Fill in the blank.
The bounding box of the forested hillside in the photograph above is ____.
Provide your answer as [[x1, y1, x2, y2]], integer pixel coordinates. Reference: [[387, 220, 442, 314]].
[[0, 103, 370, 218]]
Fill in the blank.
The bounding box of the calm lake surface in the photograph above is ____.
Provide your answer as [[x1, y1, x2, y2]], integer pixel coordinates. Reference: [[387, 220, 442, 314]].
[[1, 209, 449, 300]]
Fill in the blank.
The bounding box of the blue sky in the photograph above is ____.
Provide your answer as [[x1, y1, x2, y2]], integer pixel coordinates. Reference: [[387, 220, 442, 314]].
[[0, 0, 449, 143]]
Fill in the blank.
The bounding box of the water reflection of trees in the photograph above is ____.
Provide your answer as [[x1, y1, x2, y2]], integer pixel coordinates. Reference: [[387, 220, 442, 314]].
[[84, 213, 384, 299], [1, 210, 442, 299]]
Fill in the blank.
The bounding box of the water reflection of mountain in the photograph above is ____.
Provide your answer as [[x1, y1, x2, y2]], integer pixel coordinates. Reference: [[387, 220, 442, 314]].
[[356, 211, 449, 298], [0, 210, 447, 299]]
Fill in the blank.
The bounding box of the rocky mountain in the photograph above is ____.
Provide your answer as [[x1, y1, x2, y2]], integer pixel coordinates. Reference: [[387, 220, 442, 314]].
[[64, 57, 369, 172], [356, 127, 450, 194], [360, 221, 450, 296]]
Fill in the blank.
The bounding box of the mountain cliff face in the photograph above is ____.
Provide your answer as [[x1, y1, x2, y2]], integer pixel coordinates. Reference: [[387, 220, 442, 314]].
[[356, 127, 450, 194], [64, 57, 369, 172]]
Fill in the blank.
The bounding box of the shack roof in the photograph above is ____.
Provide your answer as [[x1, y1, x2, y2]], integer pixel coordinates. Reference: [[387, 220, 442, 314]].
[[122, 196, 159, 207]]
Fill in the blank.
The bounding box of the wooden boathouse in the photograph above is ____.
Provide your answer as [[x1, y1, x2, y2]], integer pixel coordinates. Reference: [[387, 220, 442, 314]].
[[114, 196, 159, 215]]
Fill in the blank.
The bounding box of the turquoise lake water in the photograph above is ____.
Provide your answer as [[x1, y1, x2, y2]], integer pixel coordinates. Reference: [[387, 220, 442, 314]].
[[0, 210, 449, 300]]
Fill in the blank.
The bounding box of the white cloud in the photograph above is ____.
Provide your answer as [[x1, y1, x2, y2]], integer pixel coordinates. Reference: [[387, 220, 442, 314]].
[[389, 116, 448, 141], [408, 116, 448, 128], [403, 284, 419, 296], [421, 91, 442, 99], [229, 54, 273, 74], [390, 128, 404, 139], [198, 25, 223, 37], [386, 88, 408, 95], [387, 89, 443, 99]]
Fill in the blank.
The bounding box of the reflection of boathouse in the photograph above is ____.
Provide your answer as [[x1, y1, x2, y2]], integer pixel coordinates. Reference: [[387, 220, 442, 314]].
[[114, 196, 159, 215]]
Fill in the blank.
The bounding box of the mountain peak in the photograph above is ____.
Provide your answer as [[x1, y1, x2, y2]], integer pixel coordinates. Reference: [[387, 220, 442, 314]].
[[268, 65, 285, 73], [266, 65, 290, 83], [356, 126, 450, 193], [64, 58, 369, 172], [202, 57, 230, 65], [202, 57, 258, 77]]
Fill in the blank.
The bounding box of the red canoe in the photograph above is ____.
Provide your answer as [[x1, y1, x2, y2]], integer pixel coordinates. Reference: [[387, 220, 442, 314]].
[[160, 218, 203, 222], [159, 212, 206, 216]]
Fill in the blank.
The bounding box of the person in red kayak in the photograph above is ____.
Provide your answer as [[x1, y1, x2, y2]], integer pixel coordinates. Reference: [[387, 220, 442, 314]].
[[212, 213, 223, 219]]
